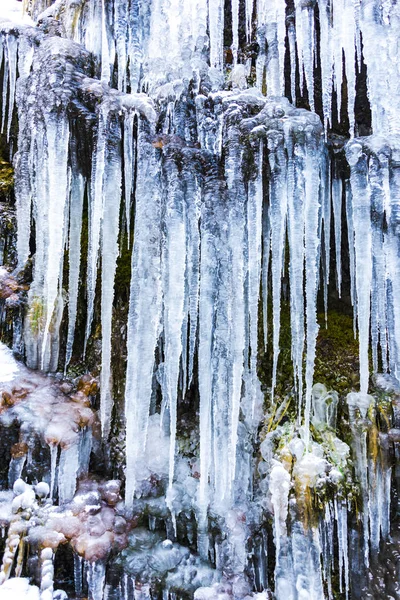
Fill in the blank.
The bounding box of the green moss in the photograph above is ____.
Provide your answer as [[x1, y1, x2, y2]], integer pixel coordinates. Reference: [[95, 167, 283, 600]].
[[27, 296, 45, 335], [314, 310, 360, 396], [0, 158, 14, 199]]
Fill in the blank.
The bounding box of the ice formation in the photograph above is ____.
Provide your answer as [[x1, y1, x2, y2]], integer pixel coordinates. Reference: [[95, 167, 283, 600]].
[[0, 0, 399, 598]]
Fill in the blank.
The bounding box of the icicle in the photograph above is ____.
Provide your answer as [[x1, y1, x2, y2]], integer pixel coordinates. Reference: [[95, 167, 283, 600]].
[[345, 180, 357, 337], [115, 0, 128, 91], [346, 141, 372, 394], [162, 153, 186, 500], [0, 529, 19, 584], [318, 0, 333, 130], [269, 463, 290, 575], [208, 0, 224, 70], [224, 138, 246, 503], [268, 137, 287, 402], [285, 121, 305, 407], [58, 443, 79, 504], [5, 34, 18, 141], [87, 561, 106, 600], [123, 110, 135, 245], [100, 114, 122, 439], [1, 44, 9, 134], [185, 171, 201, 389], [14, 143, 32, 268], [294, 0, 315, 112], [247, 139, 264, 418], [197, 163, 221, 559], [40, 548, 54, 600], [245, 0, 254, 41], [65, 169, 85, 370], [100, 0, 110, 82], [124, 120, 162, 506], [231, 0, 239, 65], [74, 554, 83, 598], [332, 0, 343, 111], [332, 175, 342, 297], [369, 151, 388, 373], [321, 502, 334, 600], [49, 443, 58, 501], [127, 0, 141, 92], [85, 106, 108, 351], [303, 134, 322, 444], [287, 17, 297, 105], [264, 2, 286, 96], [262, 194, 271, 351], [347, 391, 374, 566], [8, 455, 26, 488], [335, 498, 349, 599], [321, 152, 331, 323], [342, 1, 356, 135], [40, 113, 70, 370]]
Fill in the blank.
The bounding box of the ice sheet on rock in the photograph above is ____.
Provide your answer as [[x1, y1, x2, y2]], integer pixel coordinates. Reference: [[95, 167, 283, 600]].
[[0, 342, 19, 383]]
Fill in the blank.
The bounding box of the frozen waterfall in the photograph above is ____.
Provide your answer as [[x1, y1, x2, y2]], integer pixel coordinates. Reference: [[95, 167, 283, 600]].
[[0, 0, 399, 599]]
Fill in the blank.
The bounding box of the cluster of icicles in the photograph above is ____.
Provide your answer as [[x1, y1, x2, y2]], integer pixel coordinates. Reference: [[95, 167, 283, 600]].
[[1, 0, 399, 557], [2, 2, 400, 506], [27, 0, 400, 136], [260, 382, 393, 600]]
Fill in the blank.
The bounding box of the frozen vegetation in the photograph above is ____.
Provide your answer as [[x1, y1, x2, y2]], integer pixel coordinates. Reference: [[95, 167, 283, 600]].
[[0, 0, 399, 598]]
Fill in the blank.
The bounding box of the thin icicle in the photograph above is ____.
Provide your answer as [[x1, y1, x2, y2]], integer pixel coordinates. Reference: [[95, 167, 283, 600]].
[[287, 17, 297, 105], [345, 180, 357, 337], [346, 142, 372, 394], [318, 0, 333, 131], [208, 0, 224, 70], [262, 195, 271, 351], [162, 154, 186, 499], [332, 175, 342, 297], [85, 105, 108, 351], [100, 115, 122, 439], [231, 0, 239, 65], [124, 110, 135, 246], [5, 34, 18, 141], [295, 0, 315, 111], [65, 169, 85, 370], [303, 137, 322, 444], [269, 141, 287, 403], [41, 114, 70, 369], [1, 42, 9, 134], [186, 171, 201, 389], [197, 164, 221, 559], [247, 140, 264, 418], [321, 152, 331, 323], [285, 121, 305, 408]]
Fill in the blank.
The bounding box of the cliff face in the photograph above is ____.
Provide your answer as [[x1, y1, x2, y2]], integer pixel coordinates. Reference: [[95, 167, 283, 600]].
[[0, 1, 399, 599]]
